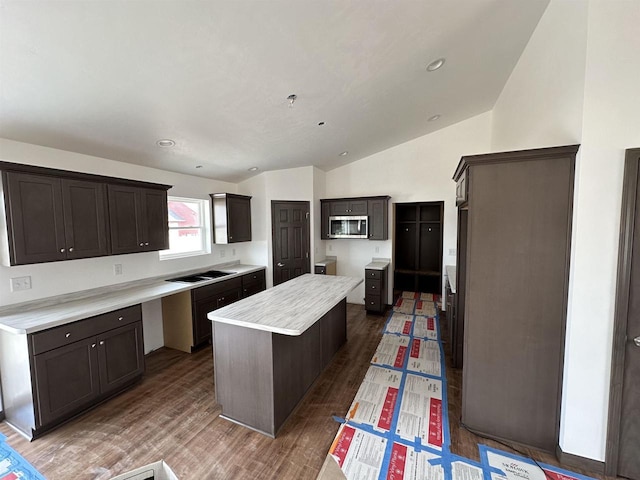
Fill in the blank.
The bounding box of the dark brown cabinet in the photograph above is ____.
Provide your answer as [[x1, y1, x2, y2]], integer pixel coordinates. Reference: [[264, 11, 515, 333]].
[[2, 172, 109, 265], [454, 145, 578, 452], [394, 202, 443, 295], [365, 266, 388, 314], [108, 185, 169, 255], [1, 162, 171, 265], [315, 265, 326, 274], [211, 193, 252, 243], [320, 196, 389, 240], [330, 200, 367, 215], [29, 305, 144, 436], [241, 269, 266, 298], [163, 270, 266, 352]]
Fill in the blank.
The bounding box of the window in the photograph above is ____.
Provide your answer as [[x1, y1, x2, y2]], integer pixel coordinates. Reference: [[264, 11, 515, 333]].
[[160, 196, 211, 259]]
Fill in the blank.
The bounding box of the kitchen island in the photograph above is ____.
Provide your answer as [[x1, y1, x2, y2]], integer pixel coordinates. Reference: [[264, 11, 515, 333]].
[[208, 273, 361, 437]]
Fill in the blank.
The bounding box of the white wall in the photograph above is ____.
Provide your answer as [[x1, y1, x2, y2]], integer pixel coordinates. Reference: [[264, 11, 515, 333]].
[[490, 0, 640, 462], [324, 112, 492, 304], [238, 166, 316, 288]]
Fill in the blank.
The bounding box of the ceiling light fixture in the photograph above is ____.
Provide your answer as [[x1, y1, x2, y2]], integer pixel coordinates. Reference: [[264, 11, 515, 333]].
[[156, 139, 175, 147], [287, 94, 297, 108], [426, 58, 446, 72], [248, 166, 259, 172], [318, 121, 325, 126], [339, 151, 349, 157], [428, 114, 441, 122], [195, 165, 203, 169]]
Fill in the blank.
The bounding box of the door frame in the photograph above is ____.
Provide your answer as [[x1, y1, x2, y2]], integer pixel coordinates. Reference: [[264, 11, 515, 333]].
[[605, 148, 640, 476], [270, 200, 311, 286]]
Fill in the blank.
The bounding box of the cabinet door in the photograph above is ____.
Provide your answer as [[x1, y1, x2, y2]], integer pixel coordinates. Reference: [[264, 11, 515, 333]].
[[97, 322, 144, 395], [62, 179, 109, 259], [320, 201, 330, 239], [329, 201, 349, 215], [193, 296, 218, 347], [348, 200, 368, 215], [227, 195, 252, 243], [4, 172, 66, 264], [142, 188, 169, 251], [367, 199, 388, 240], [215, 287, 242, 310], [108, 184, 143, 254], [33, 337, 100, 427]]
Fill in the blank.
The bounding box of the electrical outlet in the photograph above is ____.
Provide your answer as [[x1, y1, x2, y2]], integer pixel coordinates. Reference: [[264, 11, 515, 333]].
[[328, 244, 333, 251], [220, 249, 226, 258], [114, 264, 123, 275], [375, 247, 380, 253], [232, 248, 236, 256], [449, 248, 456, 256], [10, 276, 32, 292]]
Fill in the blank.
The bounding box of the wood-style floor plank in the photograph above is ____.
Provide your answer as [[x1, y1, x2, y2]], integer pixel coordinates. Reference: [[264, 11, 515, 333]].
[[0, 304, 385, 479], [0, 305, 619, 479]]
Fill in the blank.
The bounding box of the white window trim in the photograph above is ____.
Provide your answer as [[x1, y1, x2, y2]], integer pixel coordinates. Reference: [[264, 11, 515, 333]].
[[159, 196, 211, 260]]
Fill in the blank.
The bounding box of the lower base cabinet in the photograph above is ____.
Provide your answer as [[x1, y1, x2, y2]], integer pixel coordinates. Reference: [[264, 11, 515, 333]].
[[365, 266, 388, 314], [163, 269, 266, 353], [28, 305, 144, 437]]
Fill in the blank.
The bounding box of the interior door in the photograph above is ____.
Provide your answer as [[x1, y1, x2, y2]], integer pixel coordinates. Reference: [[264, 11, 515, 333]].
[[272, 201, 310, 286], [609, 148, 640, 479]]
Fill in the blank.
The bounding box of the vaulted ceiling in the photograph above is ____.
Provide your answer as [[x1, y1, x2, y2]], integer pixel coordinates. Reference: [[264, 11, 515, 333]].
[[0, 0, 549, 182]]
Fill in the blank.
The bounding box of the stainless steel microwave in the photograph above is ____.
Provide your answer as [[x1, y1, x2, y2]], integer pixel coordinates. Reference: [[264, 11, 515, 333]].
[[328, 216, 368, 239]]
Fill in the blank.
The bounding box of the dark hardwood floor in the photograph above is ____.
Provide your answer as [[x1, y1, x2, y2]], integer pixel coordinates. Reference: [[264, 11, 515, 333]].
[[0, 304, 618, 480]]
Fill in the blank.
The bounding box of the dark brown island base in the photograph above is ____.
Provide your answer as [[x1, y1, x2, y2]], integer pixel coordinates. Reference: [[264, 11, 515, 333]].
[[208, 274, 361, 437]]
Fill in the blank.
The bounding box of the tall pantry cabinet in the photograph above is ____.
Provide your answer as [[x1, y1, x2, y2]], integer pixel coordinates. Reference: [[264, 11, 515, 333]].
[[454, 145, 579, 452]]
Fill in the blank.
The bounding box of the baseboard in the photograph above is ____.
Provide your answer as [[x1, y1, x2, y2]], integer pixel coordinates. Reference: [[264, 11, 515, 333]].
[[556, 444, 605, 475]]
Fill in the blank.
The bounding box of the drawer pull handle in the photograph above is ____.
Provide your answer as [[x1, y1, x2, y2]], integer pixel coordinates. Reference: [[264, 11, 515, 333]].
[[65, 333, 71, 338], [99, 341, 105, 346], [118, 316, 124, 321]]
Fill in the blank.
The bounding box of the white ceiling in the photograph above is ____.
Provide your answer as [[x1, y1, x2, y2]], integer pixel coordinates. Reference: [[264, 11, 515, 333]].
[[0, 0, 549, 183]]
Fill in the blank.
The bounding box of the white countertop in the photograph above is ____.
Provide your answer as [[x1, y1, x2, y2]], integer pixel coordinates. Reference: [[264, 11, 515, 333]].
[[314, 258, 336, 267], [365, 258, 390, 270], [208, 274, 362, 336], [445, 265, 457, 294], [0, 263, 265, 335]]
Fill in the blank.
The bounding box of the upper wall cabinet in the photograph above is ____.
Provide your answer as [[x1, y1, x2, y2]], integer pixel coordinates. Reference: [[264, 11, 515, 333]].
[[3, 172, 109, 265], [1, 162, 171, 265], [108, 185, 169, 255], [211, 193, 252, 244], [320, 196, 390, 240]]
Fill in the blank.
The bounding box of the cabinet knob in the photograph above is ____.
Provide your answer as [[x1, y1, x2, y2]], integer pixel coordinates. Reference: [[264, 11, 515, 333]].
[[65, 333, 71, 338], [139, 243, 144, 247], [118, 316, 123, 321], [69, 247, 74, 252], [145, 242, 149, 246], [229, 236, 233, 240], [370, 301, 374, 305], [92, 343, 96, 348], [372, 285, 376, 289], [60, 248, 66, 253], [99, 341, 104, 346]]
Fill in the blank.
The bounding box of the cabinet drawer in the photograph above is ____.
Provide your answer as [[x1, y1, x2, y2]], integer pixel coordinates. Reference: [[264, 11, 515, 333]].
[[241, 269, 265, 288], [31, 305, 142, 355], [315, 266, 326, 274], [193, 277, 242, 301], [365, 269, 382, 280], [365, 295, 382, 312], [365, 279, 381, 295]]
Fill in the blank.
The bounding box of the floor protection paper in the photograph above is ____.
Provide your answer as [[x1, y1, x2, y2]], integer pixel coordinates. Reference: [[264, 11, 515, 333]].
[[326, 293, 598, 480]]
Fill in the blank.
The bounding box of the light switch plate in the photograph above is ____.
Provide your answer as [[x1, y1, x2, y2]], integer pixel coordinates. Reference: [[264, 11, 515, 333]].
[[114, 264, 123, 275], [449, 248, 456, 256]]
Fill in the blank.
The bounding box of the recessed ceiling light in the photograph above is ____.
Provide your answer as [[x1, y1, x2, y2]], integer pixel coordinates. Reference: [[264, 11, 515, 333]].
[[156, 139, 175, 147], [287, 94, 297, 108], [428, 114, 441, 122], [248, 166, 259, 172], [195, 165, 203, 169], [426, 58, 445, 72], [339, 151, 349, 156]]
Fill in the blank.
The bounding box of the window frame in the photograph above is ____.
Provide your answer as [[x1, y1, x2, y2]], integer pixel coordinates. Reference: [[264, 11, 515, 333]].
[[159, 196, 211, 260]]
